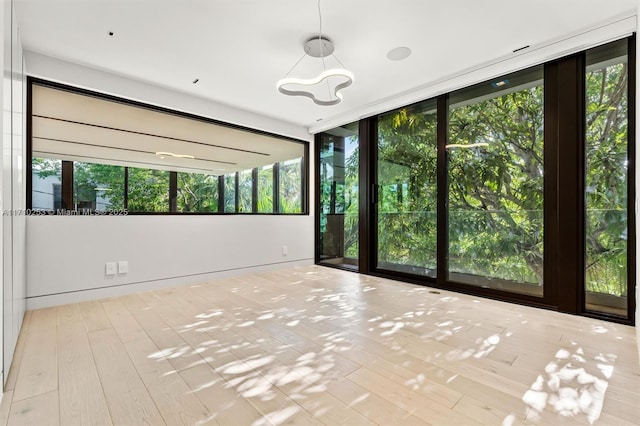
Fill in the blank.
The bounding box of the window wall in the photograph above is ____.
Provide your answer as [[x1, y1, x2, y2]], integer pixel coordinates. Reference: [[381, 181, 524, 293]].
[[447, 66, 544, 295], [584, 40, 631, 316], [377, 100, 438, 277], [317, 122, 359, 269], [316, 38, 635, 324], [28, 80, 308, 215]]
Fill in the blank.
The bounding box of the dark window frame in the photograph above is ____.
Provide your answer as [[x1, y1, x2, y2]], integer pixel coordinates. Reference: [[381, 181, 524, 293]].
[[27, 77, 309, 216]]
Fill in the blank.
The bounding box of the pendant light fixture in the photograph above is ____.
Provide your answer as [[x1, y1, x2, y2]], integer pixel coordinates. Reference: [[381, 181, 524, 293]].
[[276, 1, 353, 106]]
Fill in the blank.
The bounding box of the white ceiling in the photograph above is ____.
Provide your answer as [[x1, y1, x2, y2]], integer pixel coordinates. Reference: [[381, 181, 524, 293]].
[[14, 0, 638, 130]]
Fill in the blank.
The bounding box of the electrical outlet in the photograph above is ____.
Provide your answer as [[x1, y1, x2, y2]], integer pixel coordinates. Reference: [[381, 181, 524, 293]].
[[118, 261, 128, 274], [105, 262, 117, 276], [282, 245, 288, 256]]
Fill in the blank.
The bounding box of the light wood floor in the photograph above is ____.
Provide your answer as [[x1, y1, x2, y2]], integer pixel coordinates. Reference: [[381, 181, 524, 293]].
[[1, 265, 638, 425]]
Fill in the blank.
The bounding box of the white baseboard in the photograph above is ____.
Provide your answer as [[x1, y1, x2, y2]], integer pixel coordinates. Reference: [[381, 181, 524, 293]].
[[26, 258, 313, 310]]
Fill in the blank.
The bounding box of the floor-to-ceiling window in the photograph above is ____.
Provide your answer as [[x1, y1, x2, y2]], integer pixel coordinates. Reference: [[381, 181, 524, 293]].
[[376, 100, 438, 277], [316, 37, 634, 324], [447, 66, 544, 296], [317, 122, 359, 269], [584, 40, 632, 317]]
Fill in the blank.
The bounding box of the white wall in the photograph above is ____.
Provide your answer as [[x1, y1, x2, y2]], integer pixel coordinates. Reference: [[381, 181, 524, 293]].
[[26, 215, 313, 308], [24, 54, 315, 309], [1, 0, 27, 387]]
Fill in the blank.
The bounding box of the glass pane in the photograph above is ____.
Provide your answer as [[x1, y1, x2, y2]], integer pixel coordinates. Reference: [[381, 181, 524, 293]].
[[127, 167, 170, 212], [377, 100, 437, 277], [279, 158, 302, 213], [318, 122, 359, 269], [32, 83, 307, 217], [585, 40, 629, 317], [447, 66, 544, 296], [31, 157, 62, 211], [73, 162, 125, 212], [258, 164, 274, 213], [238, 169, 253, 213], [224, 173, 236, 212], [177, 171, 219, 213]]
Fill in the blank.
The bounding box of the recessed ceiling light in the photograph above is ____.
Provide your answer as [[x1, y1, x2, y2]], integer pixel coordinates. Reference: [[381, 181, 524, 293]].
[[387, 46, 411, 61], [492, 79, 509, 88]]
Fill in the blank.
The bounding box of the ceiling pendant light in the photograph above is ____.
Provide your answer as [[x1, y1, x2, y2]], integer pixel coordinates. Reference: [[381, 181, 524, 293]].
[[276, 1, 353, 106]]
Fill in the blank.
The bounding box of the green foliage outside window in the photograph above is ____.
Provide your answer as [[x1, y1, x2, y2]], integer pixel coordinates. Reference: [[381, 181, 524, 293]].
[[585, 61, 628, 297], [177, 172, 218, 212], [127, 168, 170, 212]]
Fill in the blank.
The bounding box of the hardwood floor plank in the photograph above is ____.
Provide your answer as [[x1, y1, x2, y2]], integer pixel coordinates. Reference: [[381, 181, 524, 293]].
[[28, 307, 57, 332], [7, 390, 59, 426], [346, 366, 478, 425], [88, 328, 164, 425], [179, 363, 263, 425], [325, 376, 427, 425], [0, 390, 13, 426], [12, 327, 57, 402], [56, 303, 83, 326], [100, 299, 148, 343], [78, 300, 112, 332], [122, 336, 210, 425], [58, 323, 112, 425]]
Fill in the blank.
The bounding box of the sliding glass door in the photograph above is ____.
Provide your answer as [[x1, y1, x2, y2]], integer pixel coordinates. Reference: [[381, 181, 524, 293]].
[[447, 66, 545, 296], [315, 37, 635, 323], [584, 40, 631, 317], [318, 122, 359, 269], [376, 100, 438, 277]]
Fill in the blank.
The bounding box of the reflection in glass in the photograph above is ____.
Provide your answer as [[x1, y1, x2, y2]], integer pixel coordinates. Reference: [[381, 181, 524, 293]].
[[447, 66, 544, 295], [74, 162, 125, 211], [128, 167, 170, 212], [177, 172, 218, 213], [585, 40, 629, 317], [279, 158, 303, 213], [318, 123, 359, 269], [377, 100, 437, 276], [258, 164, 274, 213], [31, 157, 62, 211]]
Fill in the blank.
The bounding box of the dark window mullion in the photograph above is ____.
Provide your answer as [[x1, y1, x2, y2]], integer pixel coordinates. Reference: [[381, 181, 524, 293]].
[[273, 163, 280, 213], [124, 167, 129, 210], [436, 95, 448, 284], [235, 171, 240, 213], [217, 175, 224, 213], [61, 160, 74, 211], [169, 171, 177, 212], [252, 168, 258, 213], [302, 142, 310, 214], [554, 54, 586, 314], [627, 36, 636, 323], [358, 117, 375, 273]]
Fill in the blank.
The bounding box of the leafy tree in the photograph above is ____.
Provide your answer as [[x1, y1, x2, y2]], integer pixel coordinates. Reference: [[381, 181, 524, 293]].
[[585, 62, 628, 296], [279, 158, 303, 213], [377, 106, 438, 273], [127, 167, 169, 212], [177, 172, 218, 212], [73, 162, 126, 210], [257, 165, 274, 213], [238, 169, 253, 213]]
